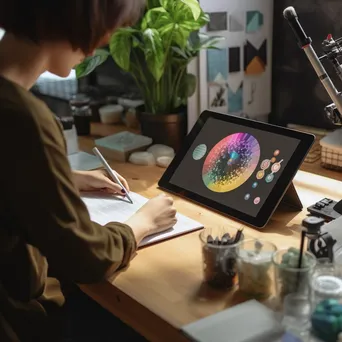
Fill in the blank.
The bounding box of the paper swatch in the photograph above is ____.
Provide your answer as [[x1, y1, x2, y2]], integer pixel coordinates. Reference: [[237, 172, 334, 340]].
[[244, 40, 267, 75], [207, 49, 228, 82], [246, 11, 264, 33]]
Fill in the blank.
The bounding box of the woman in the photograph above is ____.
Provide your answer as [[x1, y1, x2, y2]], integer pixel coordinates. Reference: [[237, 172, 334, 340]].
[[0, 1, 177, 341]]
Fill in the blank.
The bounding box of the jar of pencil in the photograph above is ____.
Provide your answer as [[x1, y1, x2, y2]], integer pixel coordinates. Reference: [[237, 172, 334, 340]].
[[199, 226, 244, 290]]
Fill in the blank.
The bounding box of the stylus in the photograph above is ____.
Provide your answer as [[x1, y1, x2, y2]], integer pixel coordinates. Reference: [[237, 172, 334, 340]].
[[92, 147, 133, 204]]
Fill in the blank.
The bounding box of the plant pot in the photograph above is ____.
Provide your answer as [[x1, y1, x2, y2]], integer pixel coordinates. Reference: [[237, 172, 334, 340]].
[[137, 108, 187, 151]]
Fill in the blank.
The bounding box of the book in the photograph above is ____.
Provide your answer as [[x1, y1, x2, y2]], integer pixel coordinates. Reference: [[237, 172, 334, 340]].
[[181, 300, 284, 342], [95, 131, 153, 162], [81, 191, 203, 247], [68, 151, 102, 171]]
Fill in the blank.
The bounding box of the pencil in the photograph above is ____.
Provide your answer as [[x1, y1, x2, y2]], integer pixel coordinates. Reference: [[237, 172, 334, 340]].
[[92, 147, 133, 204]]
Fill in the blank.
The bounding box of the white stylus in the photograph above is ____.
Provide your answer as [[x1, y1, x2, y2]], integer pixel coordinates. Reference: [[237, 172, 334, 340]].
[[92, 147, 133, 204]]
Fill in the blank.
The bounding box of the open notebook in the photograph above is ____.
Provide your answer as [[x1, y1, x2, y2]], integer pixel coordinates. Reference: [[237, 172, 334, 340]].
[[81, 191, 203, 247]]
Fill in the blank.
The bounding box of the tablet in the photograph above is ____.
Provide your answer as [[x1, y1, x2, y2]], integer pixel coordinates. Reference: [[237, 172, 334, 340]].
[[158, 111, 315, 228]]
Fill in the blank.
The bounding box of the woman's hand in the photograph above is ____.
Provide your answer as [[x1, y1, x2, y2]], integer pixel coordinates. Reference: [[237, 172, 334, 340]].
[[125, 193, 177, 244], [73, 169, 130, 195]]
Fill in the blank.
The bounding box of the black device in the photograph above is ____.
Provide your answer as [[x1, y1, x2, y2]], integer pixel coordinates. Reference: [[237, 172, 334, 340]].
[[302, 216, 336, 262], [158, 111, 314, 228], [307, 198, 342, 222], [283, 6, 342, 126]]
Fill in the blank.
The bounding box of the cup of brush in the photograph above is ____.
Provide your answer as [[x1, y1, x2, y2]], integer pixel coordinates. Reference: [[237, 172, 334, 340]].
[[199, 226, 244, 290], [272, 247, 317, 302]]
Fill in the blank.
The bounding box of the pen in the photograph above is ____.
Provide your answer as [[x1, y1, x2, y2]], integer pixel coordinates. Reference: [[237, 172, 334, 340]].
[[92, 147, 133, 204]]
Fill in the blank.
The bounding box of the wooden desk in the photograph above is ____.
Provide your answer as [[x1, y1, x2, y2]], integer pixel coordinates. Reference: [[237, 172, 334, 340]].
[[79, 124, 342, 342]]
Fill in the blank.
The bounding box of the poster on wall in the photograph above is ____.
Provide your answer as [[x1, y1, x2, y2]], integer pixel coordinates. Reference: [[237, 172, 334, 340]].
[[208, 83, 228, 113], [196, 0, 273, 123]]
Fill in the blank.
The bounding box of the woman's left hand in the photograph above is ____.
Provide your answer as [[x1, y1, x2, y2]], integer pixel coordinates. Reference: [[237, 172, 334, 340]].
[[73, 169, 130, 195]]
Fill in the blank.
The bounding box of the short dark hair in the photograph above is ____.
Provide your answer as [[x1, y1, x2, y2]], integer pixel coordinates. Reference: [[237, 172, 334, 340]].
[[0, 0, 145, 54]]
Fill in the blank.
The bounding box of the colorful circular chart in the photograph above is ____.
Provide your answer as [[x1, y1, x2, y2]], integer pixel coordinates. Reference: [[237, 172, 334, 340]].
[[265, 173, 275, 183], [193, 144, 207, 160], [272, 162, 282, 173], [256, 170, 265, 180], [260, 159, 271, 170], [202, 133, 260, 192], [254, 197, 261, 205]]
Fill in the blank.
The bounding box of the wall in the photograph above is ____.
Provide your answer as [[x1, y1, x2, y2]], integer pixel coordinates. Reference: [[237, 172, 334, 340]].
[[272, 0, 342, 129], [195, 0, 273, 123]]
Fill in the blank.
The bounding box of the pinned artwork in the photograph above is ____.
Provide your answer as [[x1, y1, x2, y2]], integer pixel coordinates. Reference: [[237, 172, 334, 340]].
[[246, 10, 264, 33], [207, 49, 228, 83], [229, 11, 245, 32], [229, 47, 241, 73], [209, 83, 228, 112], [243, 75, 271, 120], [227, 82, 243, 113], [207, 12, 228, 32], [248, 82, 257, 105], [244, 40, 267, 75]]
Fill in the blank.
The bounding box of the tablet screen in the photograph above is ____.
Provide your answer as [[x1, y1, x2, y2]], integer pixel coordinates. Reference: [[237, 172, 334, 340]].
[[169, 117, 300, 217]]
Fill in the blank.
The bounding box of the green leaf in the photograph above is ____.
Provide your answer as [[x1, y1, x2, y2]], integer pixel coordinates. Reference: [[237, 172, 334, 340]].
[[179, 20, 202, 31], [146, 0, 162, 8], [179, 73, 197, 98], [180, 0, 201, 20], [159, 23, 175, 37], [197, 12, 210, 26], [171, 24, 190, 48], [171, 46, 188, 59], [142, 7, 168, 30], [75, 49, 110, 78], [192, 33, 225, 51], [143, 28, 165, 82], [159, 0, 168, 8], [109, 29, 135, 71]]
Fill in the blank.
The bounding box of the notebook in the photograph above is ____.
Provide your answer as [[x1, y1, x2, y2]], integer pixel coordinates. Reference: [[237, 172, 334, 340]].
[[68, 151, 102, 171], [181, 300, 284, 342], [81, 191, 203, 247]]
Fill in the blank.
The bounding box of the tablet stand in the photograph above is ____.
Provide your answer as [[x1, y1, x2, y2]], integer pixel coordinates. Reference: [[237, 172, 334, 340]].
[[278, 182, 303, 211]]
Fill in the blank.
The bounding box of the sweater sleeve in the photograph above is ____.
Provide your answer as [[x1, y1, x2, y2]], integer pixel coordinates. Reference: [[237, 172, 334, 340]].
[[2, 109, 136, 284]]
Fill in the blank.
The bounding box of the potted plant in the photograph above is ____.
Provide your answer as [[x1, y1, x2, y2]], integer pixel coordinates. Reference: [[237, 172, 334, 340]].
[[76, 0, 223, 150]]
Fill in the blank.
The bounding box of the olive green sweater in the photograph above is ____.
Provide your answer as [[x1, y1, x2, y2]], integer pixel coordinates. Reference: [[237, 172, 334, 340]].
[[0, 76, 136, 341]]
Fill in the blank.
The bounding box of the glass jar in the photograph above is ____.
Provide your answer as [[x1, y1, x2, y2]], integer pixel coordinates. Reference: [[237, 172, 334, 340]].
[[273, 248, 317, 303], [281, 293, 312, 339], [311, 259, 342, 308], [69, 94, 92, 136], [236, 239, 277, 299], [199, 226, 244, 290]]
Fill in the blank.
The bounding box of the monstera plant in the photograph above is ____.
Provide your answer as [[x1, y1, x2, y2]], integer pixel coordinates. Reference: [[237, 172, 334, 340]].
[[76, 0, 223, 149]]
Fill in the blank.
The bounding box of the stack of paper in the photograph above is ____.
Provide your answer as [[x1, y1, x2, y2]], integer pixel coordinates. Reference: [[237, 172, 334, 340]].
[[81, 191, 203, 247]]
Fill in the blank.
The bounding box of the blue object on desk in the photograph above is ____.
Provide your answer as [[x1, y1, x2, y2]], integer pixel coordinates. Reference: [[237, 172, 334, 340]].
[[311, 299, 342, 342], [281, 332, 303, 342]]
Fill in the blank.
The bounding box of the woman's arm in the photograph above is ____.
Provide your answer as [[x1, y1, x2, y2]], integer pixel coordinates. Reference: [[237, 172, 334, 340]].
[[2, 109, 137, 283]]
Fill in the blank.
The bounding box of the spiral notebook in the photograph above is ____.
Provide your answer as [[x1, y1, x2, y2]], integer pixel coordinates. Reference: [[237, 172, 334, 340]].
[[81, 191, 203, 247]]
